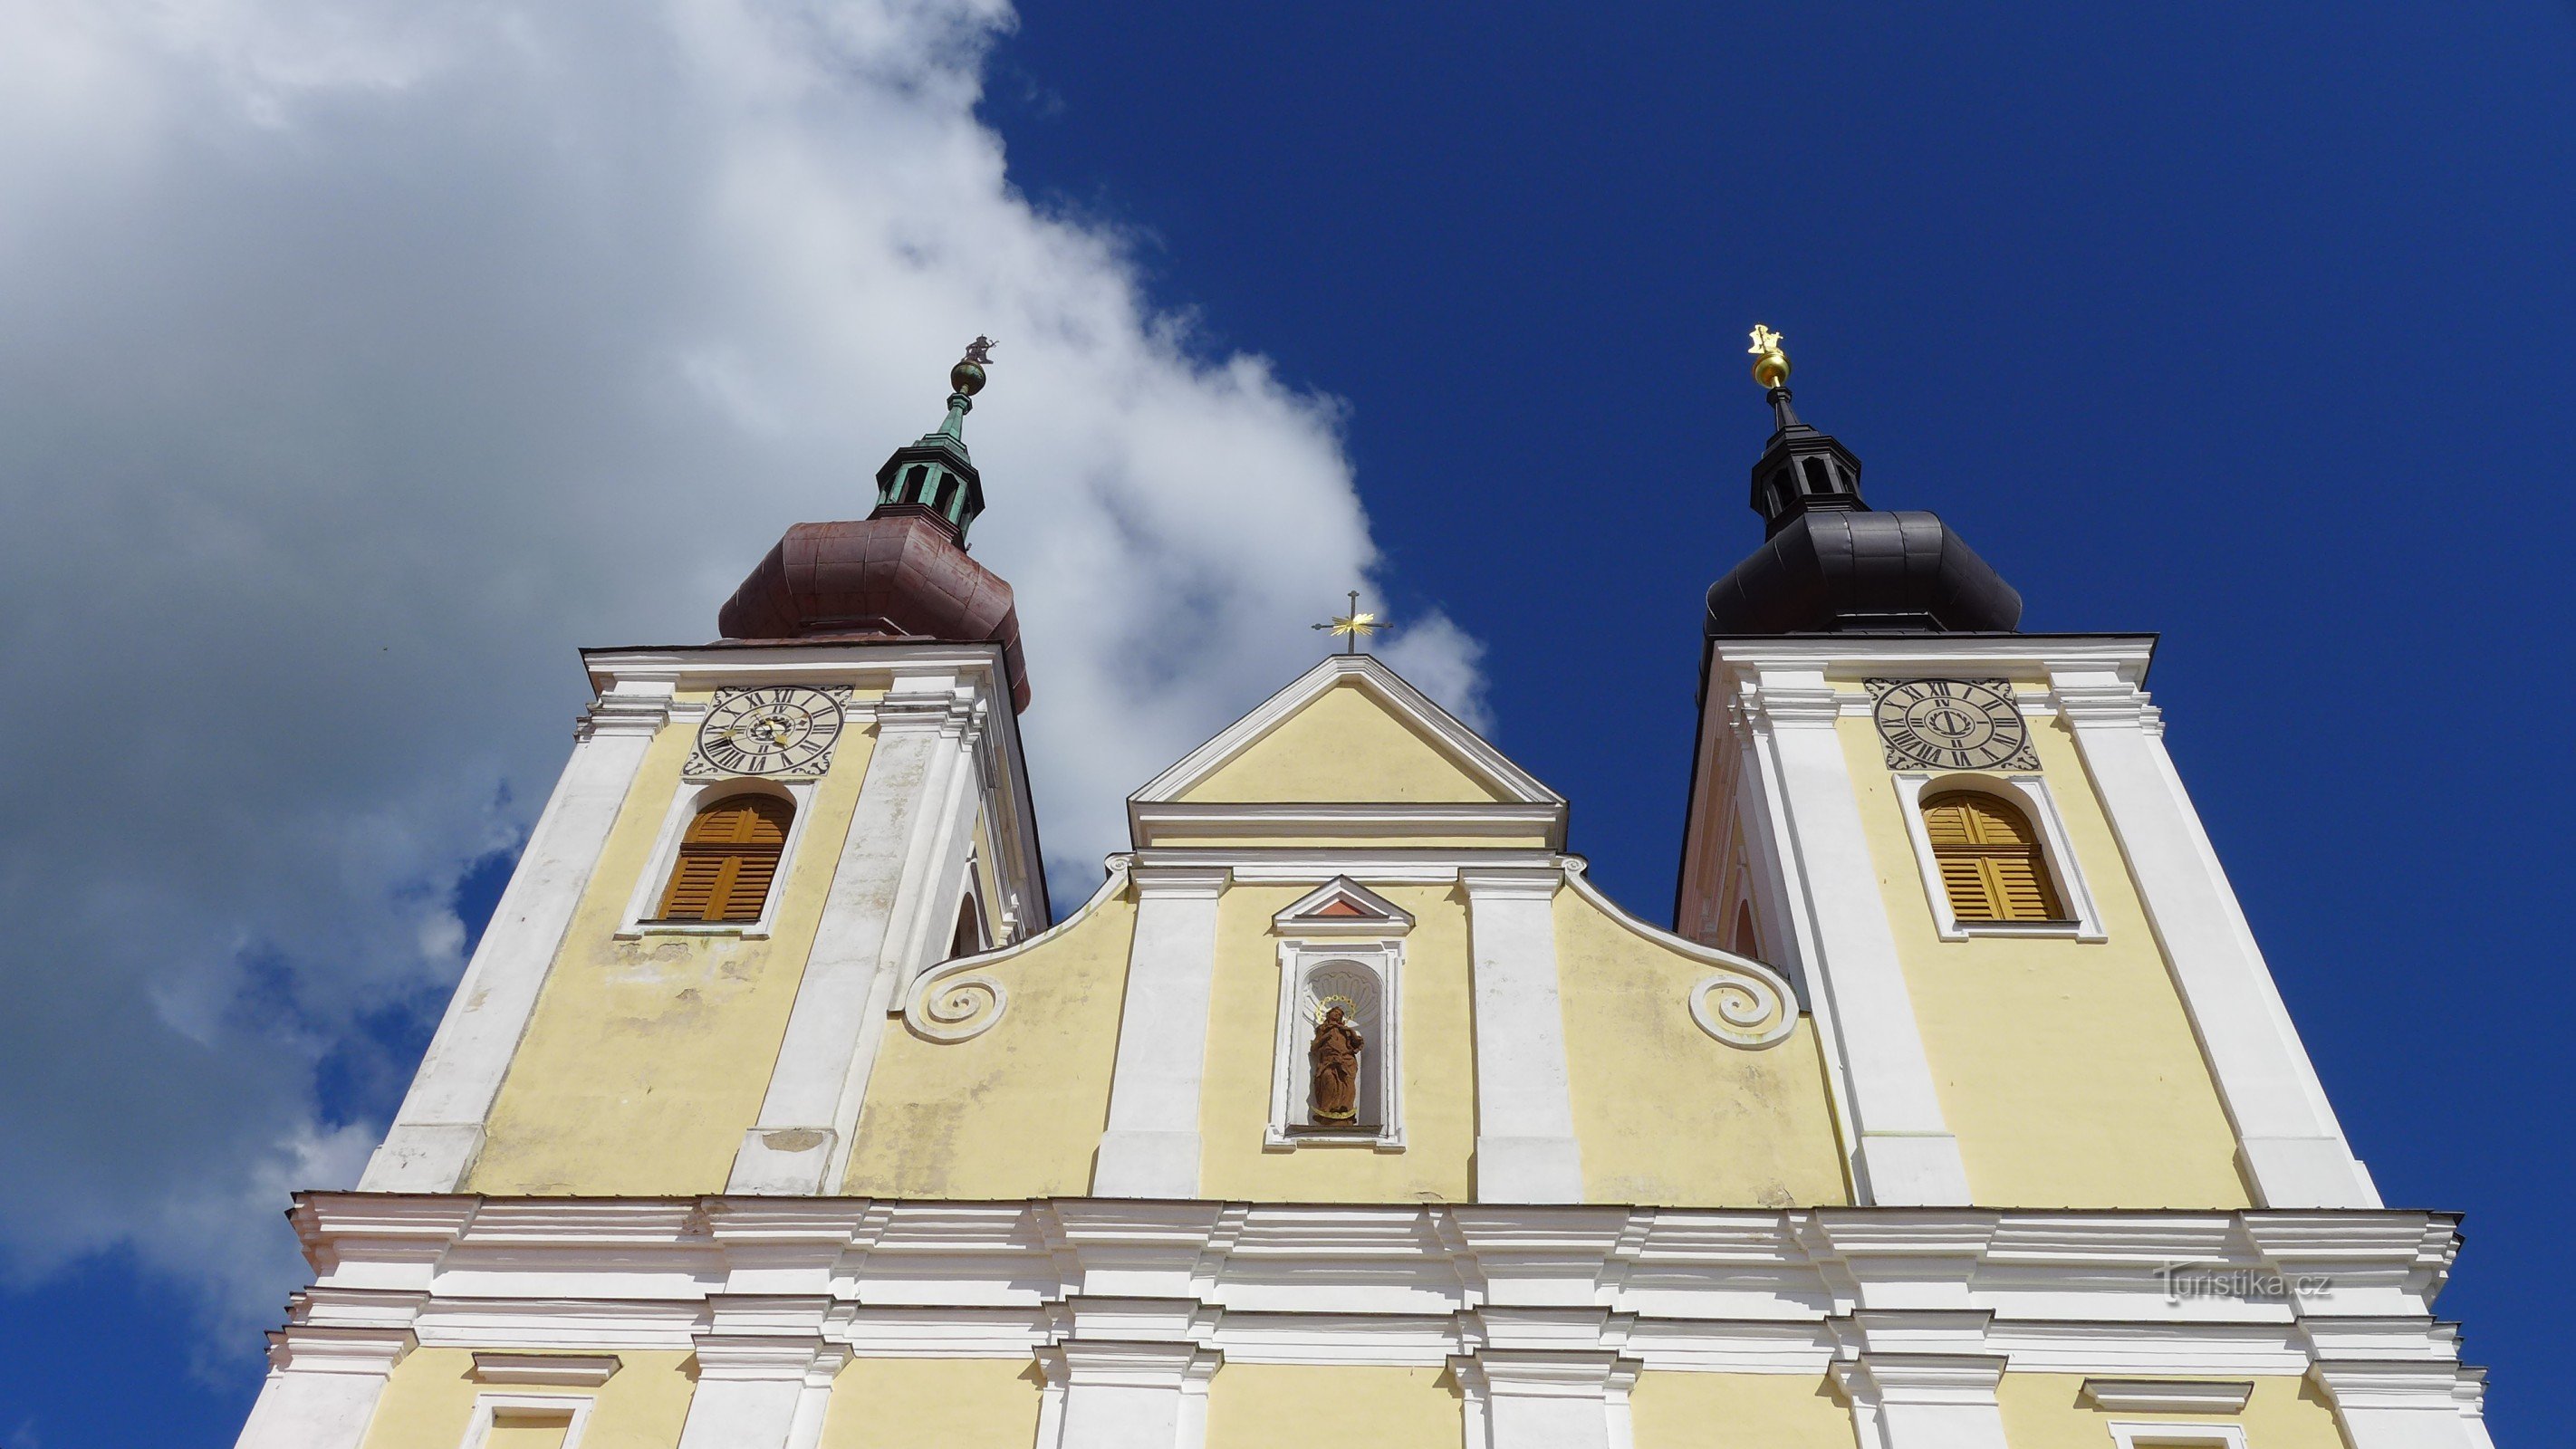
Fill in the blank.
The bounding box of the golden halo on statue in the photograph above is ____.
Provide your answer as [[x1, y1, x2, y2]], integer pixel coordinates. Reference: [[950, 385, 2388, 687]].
[[1312, 993, 1359, 1022]]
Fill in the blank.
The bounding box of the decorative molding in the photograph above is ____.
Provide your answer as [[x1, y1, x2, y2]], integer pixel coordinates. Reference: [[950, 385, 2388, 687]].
[[469, 1352, 621, 1387], [276, 1196, 2471, 1387], [1272, 877, 1416, 936], [1559, 862, 1799, 1050], [2081, 1378, 2254, 1413], [903, 859, 1134, 1043], [457, 1392, 598, 1449]]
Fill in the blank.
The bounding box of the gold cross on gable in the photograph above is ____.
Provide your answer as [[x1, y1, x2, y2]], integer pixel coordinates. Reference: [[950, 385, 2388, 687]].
[[1312, 590, 1384, 655]]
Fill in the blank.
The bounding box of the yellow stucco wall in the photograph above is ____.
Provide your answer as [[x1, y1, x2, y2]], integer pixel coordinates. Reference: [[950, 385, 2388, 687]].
[[1997, 1374, 2347, 1449], [1629, 1371, 1853, 1449], [817, 1357, 1045, 1449], [359, 1349, 695, 1449], [469, 695, 879, 1195], [1197, 884, 1477, 1203], [1205, 1364, 1462, 1449], [1555, 889, 1850, 1206], [842, 886, 1135, 1197], [1838, 699, 2251, 1208], [1178, 681, 1512, 804]]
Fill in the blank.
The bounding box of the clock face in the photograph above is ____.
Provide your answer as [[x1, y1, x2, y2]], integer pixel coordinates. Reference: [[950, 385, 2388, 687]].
[[687, 686, 848, 778], [1867, 677, 2037, 772]]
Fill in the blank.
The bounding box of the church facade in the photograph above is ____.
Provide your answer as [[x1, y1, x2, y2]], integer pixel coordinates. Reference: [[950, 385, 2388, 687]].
[[232, 336, 2493, 1449]]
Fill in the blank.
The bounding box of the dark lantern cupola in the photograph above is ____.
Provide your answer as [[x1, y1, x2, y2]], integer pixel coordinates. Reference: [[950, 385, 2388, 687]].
[[1704, 326, 2021, 639], [718, 338, 1031, 711]]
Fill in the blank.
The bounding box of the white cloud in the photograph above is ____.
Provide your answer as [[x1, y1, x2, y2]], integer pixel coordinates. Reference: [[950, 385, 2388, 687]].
[[0, 0, 1479, 1348]]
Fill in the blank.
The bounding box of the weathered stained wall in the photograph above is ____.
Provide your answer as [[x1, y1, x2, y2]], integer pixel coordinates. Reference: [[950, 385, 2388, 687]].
[[469, 694, 878, 1195], [841, 888, 1133, 1196], [1555, 888, 1850, 1207], [1204, 1364, 1462, 1449]]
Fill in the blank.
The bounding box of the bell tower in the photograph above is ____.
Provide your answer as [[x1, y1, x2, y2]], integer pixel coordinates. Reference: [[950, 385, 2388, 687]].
[[358, 340, 1047, 1201], [1677, 325, 2377, 1213]]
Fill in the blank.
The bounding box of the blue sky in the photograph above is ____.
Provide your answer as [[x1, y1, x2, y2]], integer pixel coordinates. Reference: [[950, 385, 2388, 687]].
[[0, 2, 2568, 1443]]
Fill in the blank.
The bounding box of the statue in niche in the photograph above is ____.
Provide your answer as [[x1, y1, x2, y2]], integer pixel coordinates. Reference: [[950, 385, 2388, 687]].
[[1308, 1004, 1366, 1123]]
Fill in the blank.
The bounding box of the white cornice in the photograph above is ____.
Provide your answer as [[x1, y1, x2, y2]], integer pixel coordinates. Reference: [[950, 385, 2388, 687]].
[[2080, 1377, 2254, 1413], [278, 1196, 2471, 1382], [1706, 634, 2158, 682]]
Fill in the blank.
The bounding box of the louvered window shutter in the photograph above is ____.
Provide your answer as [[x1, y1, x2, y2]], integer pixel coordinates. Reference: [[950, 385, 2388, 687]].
[[656, 794, 794, 923], [1920, 792, 2065, 923]]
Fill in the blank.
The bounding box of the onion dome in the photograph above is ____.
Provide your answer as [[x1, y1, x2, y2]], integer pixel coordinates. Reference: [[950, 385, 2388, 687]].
[[1704, 327, 2021, 638], [718, 339, 1032, 712]]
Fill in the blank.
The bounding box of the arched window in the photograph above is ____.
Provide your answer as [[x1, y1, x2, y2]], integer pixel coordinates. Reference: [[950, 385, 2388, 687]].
[[1730, 900, 1761, 960], [946, 893, 985, 959], [654, 793, 793, 923], [1921, 791, 2064, 923]]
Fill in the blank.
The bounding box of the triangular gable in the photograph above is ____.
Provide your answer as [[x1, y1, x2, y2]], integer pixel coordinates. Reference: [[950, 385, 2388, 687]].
[[1274, 877, 1415, 936], [1136, 656, 1559, 808]]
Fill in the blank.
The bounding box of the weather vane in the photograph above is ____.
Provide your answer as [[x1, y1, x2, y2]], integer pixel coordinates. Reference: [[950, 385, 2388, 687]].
[[1747, 323, 1791, 389], [1312, 590, 1383, 655]]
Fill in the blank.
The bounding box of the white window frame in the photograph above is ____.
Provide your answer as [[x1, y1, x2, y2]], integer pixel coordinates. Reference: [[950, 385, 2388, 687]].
[[615, 777, 820, 940], [457, 1392, 596, 1449], [1893, 770, 2106, 942], [1266, 938, 1405, 1151], [2106, 1423, 2249, 1449]]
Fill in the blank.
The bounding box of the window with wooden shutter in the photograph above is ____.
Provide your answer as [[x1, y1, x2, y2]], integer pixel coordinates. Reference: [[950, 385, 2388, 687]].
[[1920, 791, 2065, 923], [654, 793, 793, 924]]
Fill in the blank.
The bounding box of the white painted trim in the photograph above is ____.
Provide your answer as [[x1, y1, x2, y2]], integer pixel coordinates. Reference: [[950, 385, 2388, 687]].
[[2081, 1379, 2254, 1414], [613, 777, 821, 940], [1461, 868, 1584, 1202], [2051, 664, 2378, 1210], [468, 1352, 620, 1387], [361, 684, 669, 1193], [1889, 772, 2108, 942], [1094, 868, 1231, 1197], [1726, 667, 1968, 1206], [2106, 1422, 2250, 1449], [457, 1392, 597, 1449], [1265, 938, 1406, 1150]]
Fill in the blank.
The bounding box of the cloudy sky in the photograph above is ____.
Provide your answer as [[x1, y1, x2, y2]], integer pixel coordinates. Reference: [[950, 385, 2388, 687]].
[[8, 1, 2575, 1442], [0, 0, 1482, 1390]]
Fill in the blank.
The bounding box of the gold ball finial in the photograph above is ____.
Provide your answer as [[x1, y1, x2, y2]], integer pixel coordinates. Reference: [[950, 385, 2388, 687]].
[[1747, 324, 1790, 389], [951, 335, 996, 397]]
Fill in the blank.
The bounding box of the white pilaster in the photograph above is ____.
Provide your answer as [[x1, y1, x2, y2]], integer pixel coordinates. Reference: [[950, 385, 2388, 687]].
[[672, 1297, 840, 1449], [1452, 1349, 1640, 1449], [1460, 868, 1585, 1203], [232, 1327, 414, 1449], [2309, 1363, 2494, 1449], [729, 680, 985, 1195], [360, 683, 670, 1192], [1035, 1300, 1223, 1449], [1741, 672, 1970, 1205], [1093, 868, 1230, 1197], [2052, 666, 2379, 1209]]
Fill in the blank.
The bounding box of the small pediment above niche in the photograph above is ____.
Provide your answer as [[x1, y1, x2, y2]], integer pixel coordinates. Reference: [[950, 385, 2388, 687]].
[[1274, 877, 1414, 937]]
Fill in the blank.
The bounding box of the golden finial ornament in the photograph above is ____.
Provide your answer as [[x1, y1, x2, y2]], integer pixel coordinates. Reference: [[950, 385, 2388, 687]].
[[951, 335, 996, 397], [1747, 324, 1790, 389], [1312, 590, 1384, 655]]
